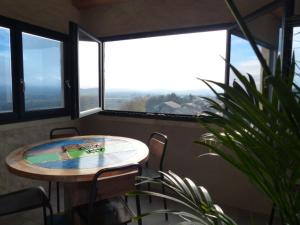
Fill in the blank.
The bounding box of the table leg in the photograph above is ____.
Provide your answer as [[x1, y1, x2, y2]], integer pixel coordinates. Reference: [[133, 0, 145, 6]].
[[63, 183, 86, 225]]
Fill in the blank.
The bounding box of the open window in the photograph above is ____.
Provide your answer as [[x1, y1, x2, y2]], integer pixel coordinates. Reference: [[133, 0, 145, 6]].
[[70, 23, 103, 119]]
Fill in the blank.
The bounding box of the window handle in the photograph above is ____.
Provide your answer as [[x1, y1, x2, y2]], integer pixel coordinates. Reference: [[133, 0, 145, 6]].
[[20, 79, 25, 93], [65, 80, 71, 89]]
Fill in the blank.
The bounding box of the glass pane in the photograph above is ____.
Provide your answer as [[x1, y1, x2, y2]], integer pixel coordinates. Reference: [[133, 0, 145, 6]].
[[0, 27, 13, 113], [78, 31, 100, 114], [293, 27, 300, 88], [104, 31, 227, 115], [22, 33, 64, 111], [230, 35, 270, 91]]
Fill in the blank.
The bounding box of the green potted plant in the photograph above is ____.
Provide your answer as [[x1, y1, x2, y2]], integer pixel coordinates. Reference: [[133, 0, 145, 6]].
[[129, 0, 300, 224]]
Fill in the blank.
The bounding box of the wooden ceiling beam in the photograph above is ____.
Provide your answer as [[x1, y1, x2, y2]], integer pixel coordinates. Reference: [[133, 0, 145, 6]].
[[73, 0, 126, 9]]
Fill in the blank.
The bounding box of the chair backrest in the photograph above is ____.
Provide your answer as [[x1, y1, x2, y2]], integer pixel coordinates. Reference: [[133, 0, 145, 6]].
[[147, 132, 168, 171], [50, 127, 80, 139], [87, 164, 141, 224], [90, 164, 141, 203], [0, 187, 50, 216]]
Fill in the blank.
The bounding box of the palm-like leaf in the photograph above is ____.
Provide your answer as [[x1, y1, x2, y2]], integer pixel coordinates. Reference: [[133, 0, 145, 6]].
[[196, 1, 300, 224], [128, 171, 238, 225]]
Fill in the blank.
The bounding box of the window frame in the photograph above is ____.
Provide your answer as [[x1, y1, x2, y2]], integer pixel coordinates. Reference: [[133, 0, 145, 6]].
[[0, 15, 69, 124], [0, 22, 18, 122], [100, 25, 231, 121], [98, 1, 286, 121], [70, 23, 104, 119]]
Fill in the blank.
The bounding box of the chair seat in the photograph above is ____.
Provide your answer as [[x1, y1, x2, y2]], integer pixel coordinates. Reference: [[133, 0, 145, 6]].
[[0, 187, 48, 216], [76, 197, 133, 225], [141, 167, 161, 179]]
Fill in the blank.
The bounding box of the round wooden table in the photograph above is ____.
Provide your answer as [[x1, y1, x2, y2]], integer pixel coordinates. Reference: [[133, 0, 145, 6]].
[[6, 135, 149, 182], [6, 135, 148, 224]]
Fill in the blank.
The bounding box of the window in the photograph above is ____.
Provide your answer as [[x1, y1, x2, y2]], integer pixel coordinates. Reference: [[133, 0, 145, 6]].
[[69, 23, 102, 119], [78, 35, 100, 113], [0, 26, 13, 113], [0, 15, 67, 124], [292, 27, 300, 87], [104, 30, 227, 116], [22, 33, 64, 111], [229, 34, 271, 92]]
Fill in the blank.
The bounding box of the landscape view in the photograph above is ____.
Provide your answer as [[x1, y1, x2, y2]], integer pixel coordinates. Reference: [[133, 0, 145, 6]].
[[2, 28, 299, 116], [104, 90, 219, 115], [103, 30, 227, 116]]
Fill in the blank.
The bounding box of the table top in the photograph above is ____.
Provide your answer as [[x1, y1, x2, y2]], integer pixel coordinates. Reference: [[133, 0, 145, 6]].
[[6, 135, 149, 182]]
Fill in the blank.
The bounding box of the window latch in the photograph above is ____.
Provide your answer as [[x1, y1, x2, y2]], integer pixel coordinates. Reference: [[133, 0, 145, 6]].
[[65, 80, 71, 89], [20, 79, 25, 93]]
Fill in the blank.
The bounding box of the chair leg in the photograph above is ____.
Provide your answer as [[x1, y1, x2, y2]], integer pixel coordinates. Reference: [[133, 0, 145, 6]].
[[268, 204, 275, 225], [56, 182, 60, 213], [48, 182, 52, 200], [162, 184, 168, 221], [147, 183, 152, 203], [43, 206, 47, 225], [136, 195, 142, 225], [48, 204, 54, 225]]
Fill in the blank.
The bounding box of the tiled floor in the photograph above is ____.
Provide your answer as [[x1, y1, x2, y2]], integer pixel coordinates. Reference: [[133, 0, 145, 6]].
[[0, 190, 275, 225]]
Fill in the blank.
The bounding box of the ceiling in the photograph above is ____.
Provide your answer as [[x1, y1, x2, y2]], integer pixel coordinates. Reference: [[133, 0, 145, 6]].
[[73, 0, 127, 9], [73, 0, 275, 11], [77, 0, 279, 37]]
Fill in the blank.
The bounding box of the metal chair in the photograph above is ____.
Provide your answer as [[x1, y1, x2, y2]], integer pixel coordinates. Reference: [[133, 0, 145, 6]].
[[0, 187, 53, 225], [48, 127, 80, 213], [74, 164, 142, 225], [142, 132, 168, 220]]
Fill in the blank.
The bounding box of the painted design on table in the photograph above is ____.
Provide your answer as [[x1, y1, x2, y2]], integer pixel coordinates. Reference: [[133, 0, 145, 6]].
[[23, 137, 137, 169]]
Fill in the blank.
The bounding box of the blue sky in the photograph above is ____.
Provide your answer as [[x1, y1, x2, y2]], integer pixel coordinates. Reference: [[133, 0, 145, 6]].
[[2, 26, 299, 98], [0, 28, 63, 88], [0, 27, 12, 87], [0, 27, 263, 96], [230, 35, 262, 90], [22, 33, 63, 89]]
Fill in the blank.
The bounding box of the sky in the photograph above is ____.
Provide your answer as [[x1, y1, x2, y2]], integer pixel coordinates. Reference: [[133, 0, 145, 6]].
[[0, 29, 63, 89], [230, 35, 262, 91], [78, 41, 99, 89], [2, 25, 300, 101], [22, 32, 63, 89], [0, 28, 64, 111], [0, 27, 12, 88], [104, 30, 227, 94], [0, 27, 264, 98]]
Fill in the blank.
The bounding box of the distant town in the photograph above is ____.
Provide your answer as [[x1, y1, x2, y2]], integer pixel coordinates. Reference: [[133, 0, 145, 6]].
[[0, 87, 219, 115], [105, 91, 219, 115]]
